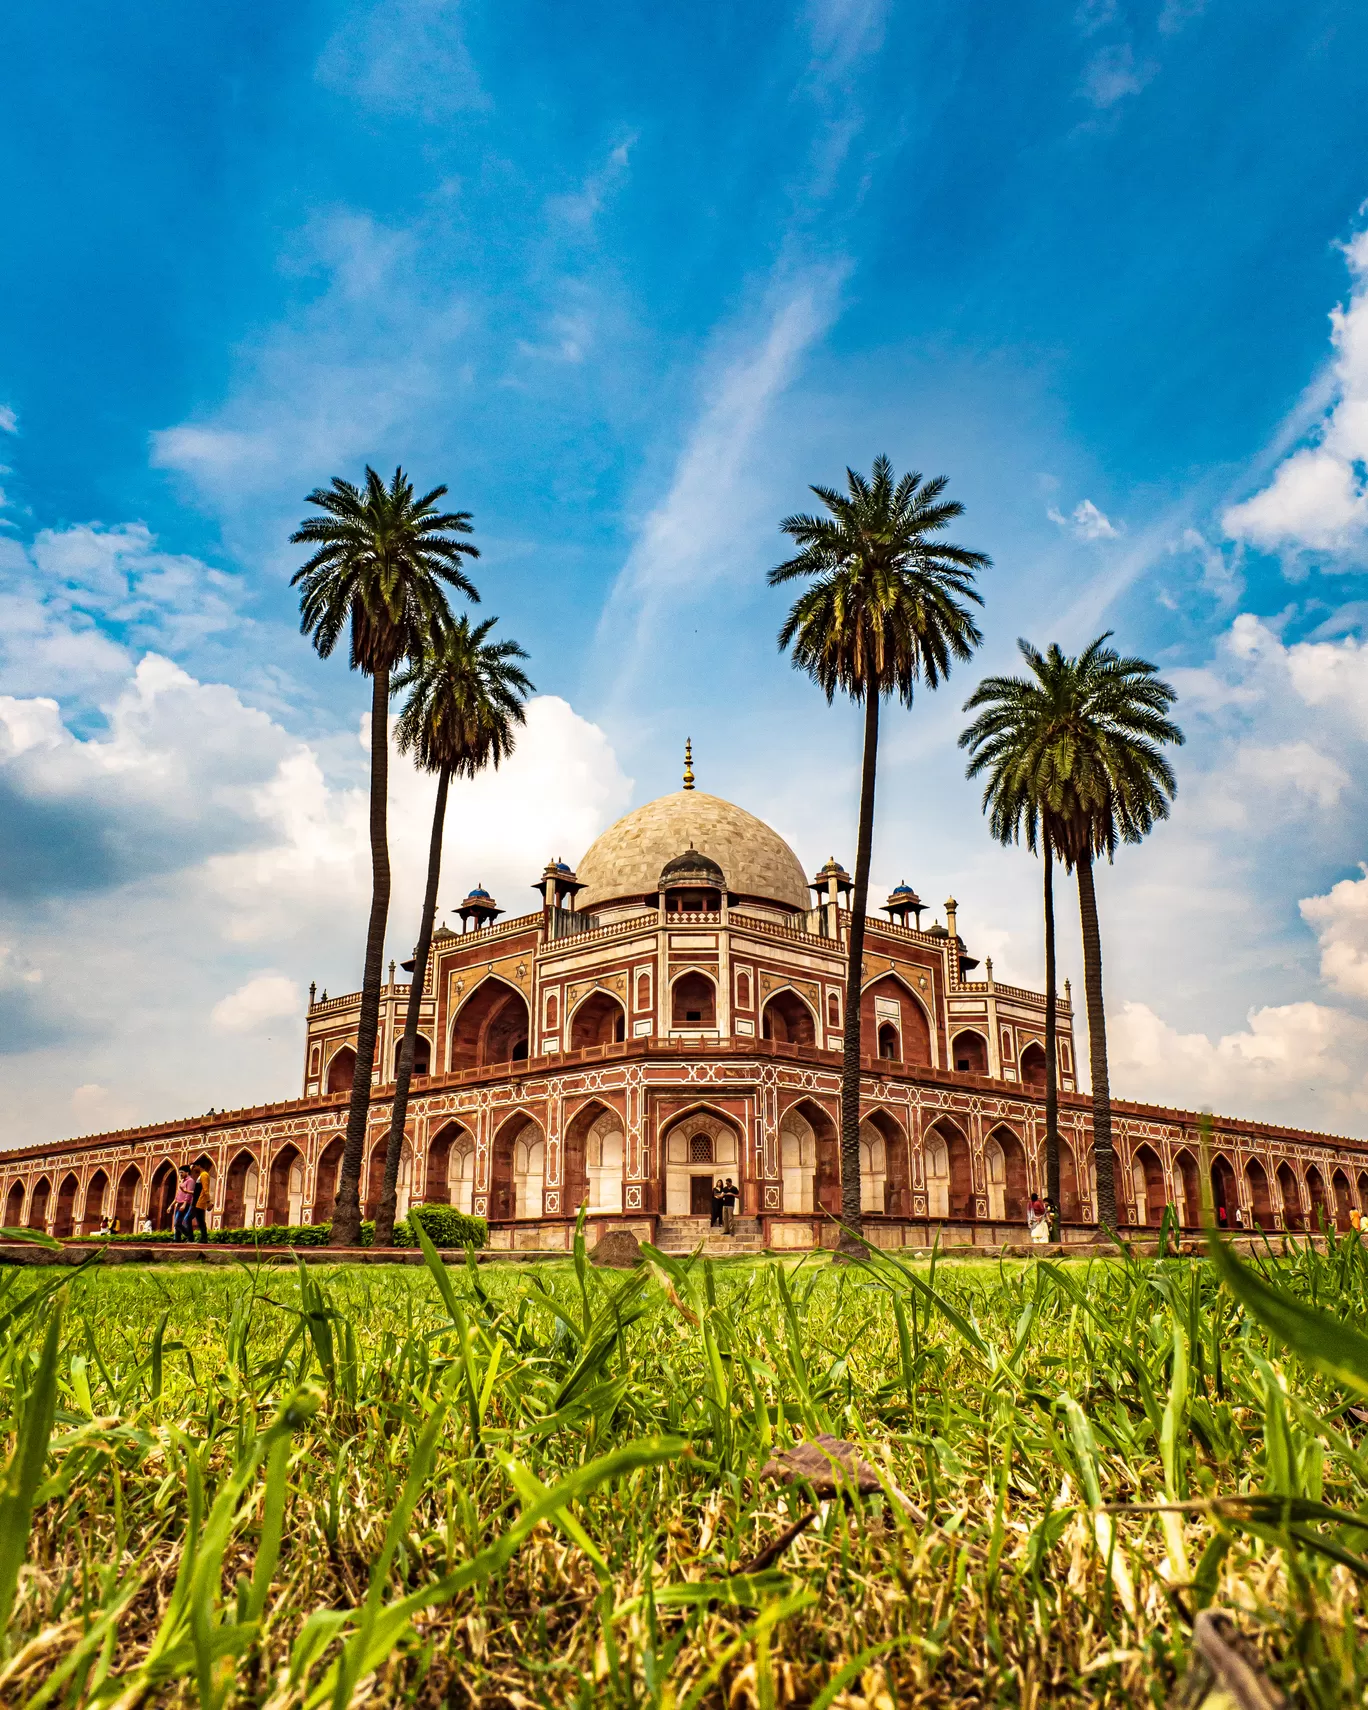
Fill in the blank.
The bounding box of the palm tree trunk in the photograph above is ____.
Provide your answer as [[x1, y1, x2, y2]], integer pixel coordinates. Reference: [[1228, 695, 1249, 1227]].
[[837, 689, 880, 1258], [330, 668, 392, 1247], [1075, 852, 1117, 1231], [374, 765, 449, 1246], [1043, 845, 1061, 1242]]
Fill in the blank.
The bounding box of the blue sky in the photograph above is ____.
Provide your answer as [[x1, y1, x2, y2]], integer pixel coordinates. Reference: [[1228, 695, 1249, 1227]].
[[4, 0, 1368, 1145]]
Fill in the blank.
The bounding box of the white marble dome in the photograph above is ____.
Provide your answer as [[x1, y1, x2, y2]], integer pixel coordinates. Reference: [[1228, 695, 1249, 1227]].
[[574, 791, 809, 913]]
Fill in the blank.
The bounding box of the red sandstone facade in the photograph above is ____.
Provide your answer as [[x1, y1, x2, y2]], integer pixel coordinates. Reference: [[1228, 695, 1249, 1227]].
[[5, 787, 1368, 1246]]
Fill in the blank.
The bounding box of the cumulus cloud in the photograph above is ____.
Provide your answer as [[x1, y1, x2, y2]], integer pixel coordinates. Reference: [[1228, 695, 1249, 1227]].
[[0, 651, 629, 1148], [1223, 225, 1368, 557], [211, 975, 302, 1034], [1110, 998, 1368, 1125], [1048, 497, 1121, 539], [1301, 866, 1368, 999]]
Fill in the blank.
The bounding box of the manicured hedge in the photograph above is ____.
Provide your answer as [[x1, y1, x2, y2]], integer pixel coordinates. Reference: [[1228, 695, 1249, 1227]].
[[93, 1205, 487, 1250]]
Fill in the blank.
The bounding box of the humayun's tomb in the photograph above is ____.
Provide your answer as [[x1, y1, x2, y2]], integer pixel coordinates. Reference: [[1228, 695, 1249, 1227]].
[[4, 767, 1368, 1249]]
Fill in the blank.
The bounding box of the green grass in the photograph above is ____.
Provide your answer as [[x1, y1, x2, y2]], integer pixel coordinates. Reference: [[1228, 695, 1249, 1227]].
[[2, 1230, 1368, 1706]]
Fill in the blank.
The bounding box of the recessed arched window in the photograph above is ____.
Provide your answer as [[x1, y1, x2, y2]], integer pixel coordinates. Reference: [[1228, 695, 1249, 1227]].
[[736, 971, 751, 1010], [672, 971, 716, 1027], [827, 992, 840, 1027], [636, 970, 651, 1011], [689, 1132, 714, 1163], [546, 993, 559, 1030]]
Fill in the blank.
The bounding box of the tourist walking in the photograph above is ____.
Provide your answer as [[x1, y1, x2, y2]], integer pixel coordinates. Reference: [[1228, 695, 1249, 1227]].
[[1026, 1193, 1050, 1246], [710, 1180, 724, 1228], [171, 1168, 194, 1242], [722, 1178, 738, 1235], [188, 1163, 210, 1243]]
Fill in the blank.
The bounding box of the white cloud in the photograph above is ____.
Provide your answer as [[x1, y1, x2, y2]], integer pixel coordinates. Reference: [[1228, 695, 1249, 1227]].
[[211, 974, 302, 1034], [1110, 999, 1368, 1125], [1158, 0, 1206, 33], [547, 138, 635, 229], [315, 0, 489, 119], [1223, 225, 1368, 557], [1081, 44, 1155, 107], [1048, 497, 1121, 539], [0, 406, 16, 435], [1301, 866, 1368, 999], [805, 0, 889, 72]]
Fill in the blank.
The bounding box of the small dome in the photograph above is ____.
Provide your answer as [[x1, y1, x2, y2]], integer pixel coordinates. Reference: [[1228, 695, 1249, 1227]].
[[574, 790, 809, 912], [466, 886, 492, 900], [926, 921, 949, 938], [659, 847, 726, 889]]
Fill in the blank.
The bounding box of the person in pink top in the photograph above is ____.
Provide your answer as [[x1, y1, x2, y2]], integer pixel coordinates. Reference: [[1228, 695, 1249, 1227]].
[[171, 1167, 195, 1243]]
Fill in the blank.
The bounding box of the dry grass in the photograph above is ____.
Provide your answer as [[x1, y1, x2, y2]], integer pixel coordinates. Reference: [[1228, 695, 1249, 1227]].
[[1, 1232, 1367, 1707]]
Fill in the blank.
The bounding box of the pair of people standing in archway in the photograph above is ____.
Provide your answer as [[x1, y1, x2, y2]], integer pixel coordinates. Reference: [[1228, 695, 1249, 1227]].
[[710, 1178, 738, 1234], [172, 1165, 209, 1244]]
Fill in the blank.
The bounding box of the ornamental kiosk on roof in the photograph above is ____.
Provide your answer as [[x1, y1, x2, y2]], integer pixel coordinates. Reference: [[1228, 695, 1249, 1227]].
[[7, 741, 1368, 1250]]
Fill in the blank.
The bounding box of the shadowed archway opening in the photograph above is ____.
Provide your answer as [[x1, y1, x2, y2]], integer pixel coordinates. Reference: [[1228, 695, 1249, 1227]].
[[314, 1137, 344, 1221], [1210, 1154, 1238, 1228], [1057, 1139, 1082, 1223], [52, 1173, 79, 1239], [862, 1108, 909, 1216], [489, 1116, 544, 1220], [1174, 1148, 1200, 1228], [326, 1046, 356, 1095], [762, 989, 816, 1047], [662, 1106, 744, 1216], [28, 1176, 52, 1232], [393, 1034, 431, 1078], [1245, 1158, 1274, 1230], [861, 976, 932, 1067], [1019, 1042, 1047, 1092], [570, 992, 627, 1051], [671, 971, 716, 1028], [1332, 1168, 1353, 1232], [425, 1122, 474, 1208], [267, 1145, 304, 1226], [1276, 1161, 1302, 1230], [223, 1151, 257, 1229], [926, 1119, 975, 1220], [953, 1030, 989, 1075], [149, 1159, 179, 1231], [115, 1166, 141, 1232], [1130, 1145, 1165, 1226], [5, 1180, 24, 1228], [566, 1099, 625, 1213], [451, 979, 530, 1070], [1306, 1165, 1329, 1231], [985, 1126, 1029, 1222], [81, 1169, 109, 1235]]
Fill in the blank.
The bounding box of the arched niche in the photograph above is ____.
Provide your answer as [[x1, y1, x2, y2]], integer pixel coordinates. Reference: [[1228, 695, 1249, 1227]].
[[1174, 1148, 1201, 1228], [761, 988, 816, 1047], [28, 1176, 52, 1232], [569, 991, 627, 1052], [1019, 1041, 1047, 1092], [425, 1121, 474, 1209], [952, 1030, 989, 1075], [1057, 1137, 1082, 1223], [1210, 1153, 1238, 1228], [149, 1158, 179, 1231], [115, 1165, 141, 1232], [81, 1169, 109, 1235], [52, 1173, 79, 1239], [670, 971, 717, 1029], [1331, 1168, 1354, 1232], [863, 1107, 910, 1216], [489, 1116, 544, 1220], [985, 1125, 1029, 1222], [363, 1139, 412, 1223], [1245, 1158, 1274, 1230], [450, 978, 530, 1071], [662, 1107, 741, 1216], [566, 1100, 626, 1213], [5, 1180, 24, 1227], [393, 1034, 432, 1078], [315, 1136, 345, 1221], [1305, 1164, 1328, 1229], [924, 1119, 974, 1220], [1130, 1144, 1165, 1227], [326, 1045, 356, 1095], [223, 1150, 257, 1228], [860, 973, 932, 1067]]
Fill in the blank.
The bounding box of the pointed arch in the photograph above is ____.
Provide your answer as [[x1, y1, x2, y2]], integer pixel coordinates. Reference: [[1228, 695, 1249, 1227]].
[[568, 990, 627, 1051], [566, 1098, 626, 1213], [489, 1114, 544, 1220], [449, 976, 530, 1070], [661, 1103, 744, 1215], [425, 1121, 474, 1208], [1245, 1157, 1274, 1230], [1057, 1136, 1082, 1223], [670, 970, 717, 1028], [1019, 1041, 1047, 1092], [393, 1033, 432, 1078], [114, 1165, 141, 1232], [326, 1044, 356, 1095], [760, 986, 817, 1047], [1331, 1167, 1353, 1232], [952, 1029, 989, 1075], [5, 1180, 25, 1227], [81, 1169, 109, 1235], [985, 1124, 1029, 1222], [51, 1172, 79, 1239], [223, 1149, 258, 1229], [267, 1143, 305, 1226], [1174, 1147, 1201, 1228], [1129, 1144, 1165, 1227], [860, 971, 934, 1067], [314, 1135, 345, 1221], [1305, 1164, 1328, 1230], [27, 1176, 52, 1232], [925, 1118, 974, 1219], [149, 1158, 180, 1231], [863, 1106, 910, 1216]]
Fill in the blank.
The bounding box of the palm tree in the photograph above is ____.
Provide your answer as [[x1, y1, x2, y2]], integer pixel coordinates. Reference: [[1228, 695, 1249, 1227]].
[[291, 467, 479, 1246], [372, 617, 533, 1246], [960, 650, 1073, 1238], [961, 637, 1182, 1231], [771, 455, 988, 1256]]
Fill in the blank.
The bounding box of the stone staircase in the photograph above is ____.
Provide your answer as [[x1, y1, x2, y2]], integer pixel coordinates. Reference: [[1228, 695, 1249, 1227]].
[[655, 1214, 765, 1257]]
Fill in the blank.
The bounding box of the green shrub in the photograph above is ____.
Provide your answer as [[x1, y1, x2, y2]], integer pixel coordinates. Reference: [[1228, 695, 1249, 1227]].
[[392, 1204, 487, 1249], [95, 1207, 485, 1250]]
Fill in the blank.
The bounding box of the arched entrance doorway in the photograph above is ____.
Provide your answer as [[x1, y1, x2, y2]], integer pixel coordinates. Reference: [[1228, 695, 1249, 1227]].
[[1057, 1139, 1082, 1223], [53, 1173, 79, 1239], [267, 1145, 305, 1225], [392, 1034, 431, 1078], [863, 1108, 910, 1215], [326, 1046, 356, 1095], [565, 1101, 625, 1213], [1130, 1145, 1165, 1226], [1019, 1042, 1048, 1091], [926, 1120, 974, 1220], [314, 1137, 344, 1221], [81, 1170, 109, 1235], [1174, 1149, 1200, 1228], [450, 979, 530, 1069], [761, 989, 816, 1047], [115, 1166, 140, 1232], [670, 972, 716, 1029], [662, 1108, 742, 1216], [223, 1151, 257, 1228], [5, 1180, 25, 1228], [1276, 1161, 1302, 1230], [425, 1122, 473, 1206], [952, 1030, 989, 1074], [149, 1160, 179, 1231], [985, 1126, 1029, 1223], [860, 976, 932, 1066], [1210, 1154, 1238, 1228], [28, 1177, 52, 1232], [569, 992, 626, 1051], [488, 1117, 544, 1220], [1332, 1169, 1353, 1232], [1245, 1159, 1274, 1230], [1306, 1165, 1329, 1231], [779, 1105, 817, 1214]]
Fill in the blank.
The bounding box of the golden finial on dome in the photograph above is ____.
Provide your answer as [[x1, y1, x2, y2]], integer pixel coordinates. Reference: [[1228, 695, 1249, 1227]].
[[683, 737, 695, 791]]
